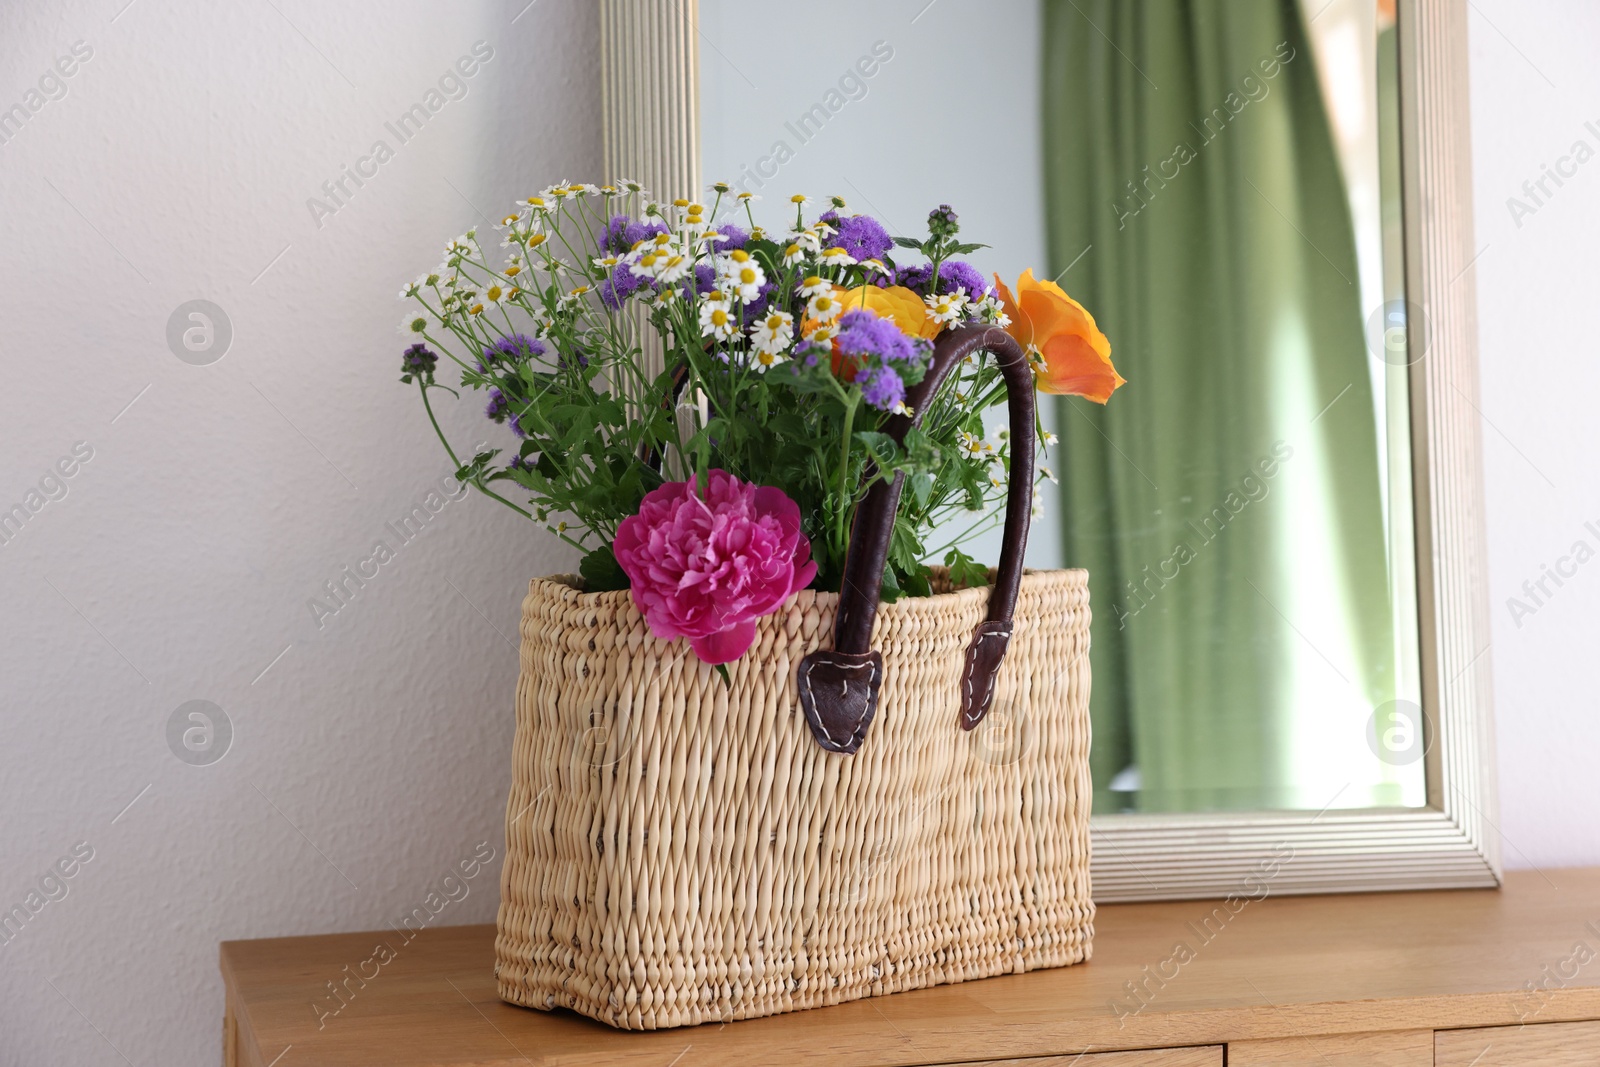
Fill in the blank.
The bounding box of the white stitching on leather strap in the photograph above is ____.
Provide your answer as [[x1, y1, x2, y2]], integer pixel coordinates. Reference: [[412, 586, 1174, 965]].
[[962, 624, 1012, 725], [800, 657, 880, 747]]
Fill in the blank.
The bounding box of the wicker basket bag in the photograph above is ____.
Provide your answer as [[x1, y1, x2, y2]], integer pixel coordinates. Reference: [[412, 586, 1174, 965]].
[[494, 325, 1095, 1029]]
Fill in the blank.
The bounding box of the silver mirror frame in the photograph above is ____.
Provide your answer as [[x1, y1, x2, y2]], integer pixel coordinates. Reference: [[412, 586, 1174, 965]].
[[600, 0, 1499, 901]]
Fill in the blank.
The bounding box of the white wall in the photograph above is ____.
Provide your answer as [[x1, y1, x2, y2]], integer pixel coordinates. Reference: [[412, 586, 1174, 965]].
[[0, 2, 595, 1064], [1468, 0, 1600, 868], [0, 1, 1596, 1063]]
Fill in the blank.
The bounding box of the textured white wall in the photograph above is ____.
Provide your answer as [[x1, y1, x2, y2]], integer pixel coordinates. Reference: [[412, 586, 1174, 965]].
[[1, 1, 1597, 1063], [1468, 0, 1600, 869], [0, 1, 595, 1064]]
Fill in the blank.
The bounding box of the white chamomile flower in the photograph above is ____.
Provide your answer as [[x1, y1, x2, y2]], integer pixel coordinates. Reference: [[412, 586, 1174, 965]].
[[483, 281, 509, 305], [1042, 430, 1059, 447], [752, 347, 789, 371], [498, 213, 521, 229], [617, 178, 644, 193], [991, 426, 1011, 444], [655, 253, 691, 285], [958, 430, 994, 457], [399, 280, 421, 299], [445, 235, 472, 255], [1032, 486, 1044, 519], [925, 291, 968, 328], [519, 194, 553, 213], [988, 460, 1007, 489], [593, 254, 623, 271], [789, 194, 811, 206], [812, 218, 837, 239], [788, 228, 823, 254], [502, 263, 525, 282], [859, 258, 891, 277], [573, 183, 600, 197], [699, 297, 739, 342], [806, 289, 844, 323], [541, 181, 575, 200], [782, 242, 807, 267], [629, 250, 662, 279], [736, 191, 759, 203], [797, 275, 832, 299], [805, 321, 840, 343], [750, 310, 794, 358], [556, 284, 591, 310], [399, 312, 429, 336], [1040, 465, 1058, 484], [819, 246, 856, 268], [891, 401, 914, 417], [720, 250, 766, 301], [653, 289, 678, 306], [972, 293, 1011, 327]]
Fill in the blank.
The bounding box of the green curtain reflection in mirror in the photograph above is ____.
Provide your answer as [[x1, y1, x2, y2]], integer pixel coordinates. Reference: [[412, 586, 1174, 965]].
[[1044, 0, 1400, 813]]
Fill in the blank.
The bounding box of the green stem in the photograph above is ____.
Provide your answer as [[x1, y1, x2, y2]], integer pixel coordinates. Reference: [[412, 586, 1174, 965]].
[[834, 393, 860, 551]]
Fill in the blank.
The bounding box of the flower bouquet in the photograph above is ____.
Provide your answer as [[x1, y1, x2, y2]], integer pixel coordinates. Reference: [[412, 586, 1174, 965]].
[[396, 180, 1121, 1028]]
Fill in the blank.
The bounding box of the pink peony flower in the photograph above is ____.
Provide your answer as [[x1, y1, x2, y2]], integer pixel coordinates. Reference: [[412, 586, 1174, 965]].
[[613, 470, 818, 665]]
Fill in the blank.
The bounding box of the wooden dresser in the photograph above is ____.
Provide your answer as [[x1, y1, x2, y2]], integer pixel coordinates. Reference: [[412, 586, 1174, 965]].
[[220, 868, 1600, 1066]]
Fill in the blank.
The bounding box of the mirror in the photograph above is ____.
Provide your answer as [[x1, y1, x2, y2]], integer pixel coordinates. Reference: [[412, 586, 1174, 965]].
[[698, 0, 1421, 817]]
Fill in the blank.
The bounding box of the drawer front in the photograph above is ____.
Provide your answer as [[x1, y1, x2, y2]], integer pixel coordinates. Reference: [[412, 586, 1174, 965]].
[[1229, 1030, 1432, 1066], [941, 1048, 1223, 1067], [1436, 1020, 1600, 1066]]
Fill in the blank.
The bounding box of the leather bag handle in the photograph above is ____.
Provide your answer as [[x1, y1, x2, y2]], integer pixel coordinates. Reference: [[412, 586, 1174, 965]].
[[797, 323, 1036, 754]]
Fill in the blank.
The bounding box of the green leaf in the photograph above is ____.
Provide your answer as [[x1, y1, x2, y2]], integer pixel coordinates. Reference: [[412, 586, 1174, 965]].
[[945, 546, 991, 589], [948, 241, 991, 254], [892, 236, 924, 250], [578, 544, 630, 592], [853, 430, 901, 469]]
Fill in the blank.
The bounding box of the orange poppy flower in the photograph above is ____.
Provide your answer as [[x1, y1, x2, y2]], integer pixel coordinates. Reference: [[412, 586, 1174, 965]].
[[993, 269, 1123, 403]]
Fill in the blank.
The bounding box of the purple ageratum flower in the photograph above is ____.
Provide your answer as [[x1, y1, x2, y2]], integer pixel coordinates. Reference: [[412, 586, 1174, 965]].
[[508, 410, 527, 439], [623, 218, 668, 250], [600, 263, 656, 309], [936, 260, 991, 299], [817, 209, 842, 228], [890, 259, 993, 300], [836, 308, 919, 364], [478, 333, 546, 370], [401, 342, 437, 376], [679, 261, 716, 301], [485, 387, 509, 422], [834, 214, 892, 262], [708, 224, 748, 252], [927, 203, 959, 237], [601, 214, 632, 254], [857, 364, 906, 412], [601, 215, 670, 254]]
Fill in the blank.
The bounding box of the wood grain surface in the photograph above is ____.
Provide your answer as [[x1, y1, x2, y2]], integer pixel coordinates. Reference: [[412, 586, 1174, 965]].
[[220, 869, 1600, 1066]]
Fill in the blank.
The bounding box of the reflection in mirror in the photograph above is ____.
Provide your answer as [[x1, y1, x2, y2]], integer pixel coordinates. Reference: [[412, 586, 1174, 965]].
[[699, 0, 1421, 816]]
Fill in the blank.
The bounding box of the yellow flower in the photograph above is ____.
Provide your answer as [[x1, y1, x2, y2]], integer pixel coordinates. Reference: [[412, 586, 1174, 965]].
[[835, 284, 943, 340]]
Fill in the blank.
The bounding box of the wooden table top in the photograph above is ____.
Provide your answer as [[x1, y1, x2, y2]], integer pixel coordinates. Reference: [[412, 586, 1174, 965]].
[[221, 868, 1600, 1066]]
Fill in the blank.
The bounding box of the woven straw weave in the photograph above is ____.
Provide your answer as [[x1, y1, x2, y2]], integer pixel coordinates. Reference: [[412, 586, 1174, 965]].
[[494, 568, 1094, 1029]]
